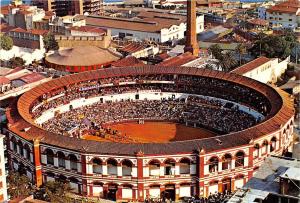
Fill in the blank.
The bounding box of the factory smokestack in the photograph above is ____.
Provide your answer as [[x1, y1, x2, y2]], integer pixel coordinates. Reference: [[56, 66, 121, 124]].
[[184, 0, 199, 56]]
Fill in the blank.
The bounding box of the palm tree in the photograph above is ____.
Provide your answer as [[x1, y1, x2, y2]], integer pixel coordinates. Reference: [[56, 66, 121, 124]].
[[235, 43, 247, 66], [256, 32, 266, 56], [221, 51, 238, 72], [208, 44, 223, 60]]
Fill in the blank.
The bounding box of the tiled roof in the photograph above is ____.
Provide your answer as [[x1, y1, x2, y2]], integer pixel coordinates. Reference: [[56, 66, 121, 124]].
[[267, 0, 300, 14], [69, 26, 106, 35], [78, 11, 188, 33], [19, 73, 45, 84], [159, 52, 199, 66], [247, 18, 269, 26], [0, 76, 10, 85], [111, 56, 144, 67], [10, 27, 49, 35], [231, 57, 271, 75], [7, 66, 294, 155], [120, 43, 147, 54]]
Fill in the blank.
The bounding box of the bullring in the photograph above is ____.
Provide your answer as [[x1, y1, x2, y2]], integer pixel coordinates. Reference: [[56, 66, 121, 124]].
[[5, 66, 294, 201]]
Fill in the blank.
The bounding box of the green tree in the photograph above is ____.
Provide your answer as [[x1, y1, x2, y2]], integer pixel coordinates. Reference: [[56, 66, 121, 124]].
[[0, 34, 13, 51], [43, 33, 59, 51], [37, 181, 73, 203], [9, 57, 25, 68], [235, 43, 247, 65], [7, 172, 35, 199], [221, 51, 238, 72], [250, 33, 295, 60], [208, 44, 223, 60]]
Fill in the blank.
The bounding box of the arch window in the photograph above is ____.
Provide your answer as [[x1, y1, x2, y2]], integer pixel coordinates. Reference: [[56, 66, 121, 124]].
[[208, 157, 219, 173], [24, 145, 31, 160], [222, 154, 232, 170], [270, 137, 277, 152], [179, 158, 190, 174], [122, 159, 132, 176], [57, 152, 65, 168], [92, 158, 103, 174], [254, 143, 260, 158], [18, 141, 24, 157], [45, 149, 54, 165], [149, 160, 160, 176], [164, 159, 175, 175], [12, 139, 17, 153], [69, 154, 78, 171], [107, 159, 117, 175], [262, 140, 268, 154], [235, 151, 245, 168]]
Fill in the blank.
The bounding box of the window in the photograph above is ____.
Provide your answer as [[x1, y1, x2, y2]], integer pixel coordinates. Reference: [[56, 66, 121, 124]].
[[279, 18, 282, 20], [57, 152, 65, 168], [92, 158, 103, 174], [208, 157, 219, 173], [289, 19, 293, 22], [69, 154, 78, 171], [46, 149, 54, 165], [235, 151, 245, 168]]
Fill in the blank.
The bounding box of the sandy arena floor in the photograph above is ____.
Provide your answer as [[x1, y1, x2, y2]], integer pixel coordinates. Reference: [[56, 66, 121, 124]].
[[82, 121, 217, 143]]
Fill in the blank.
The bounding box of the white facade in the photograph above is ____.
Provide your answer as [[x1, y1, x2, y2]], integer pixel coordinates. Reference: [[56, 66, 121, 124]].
[[266, 11, 299, 30], [93, 15, 204, 43], [241, 57, 289, 84], [0, 135, 8, 202]]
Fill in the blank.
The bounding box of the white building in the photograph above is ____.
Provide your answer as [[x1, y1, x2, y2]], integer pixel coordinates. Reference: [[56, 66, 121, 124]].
[[231, 56, 290, 84], [78, 11, 204, 43], [266, 0, 300, 30]]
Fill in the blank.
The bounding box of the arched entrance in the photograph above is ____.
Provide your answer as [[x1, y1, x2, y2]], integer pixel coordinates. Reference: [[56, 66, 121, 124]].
[[107, 183, 118, 201], [162, 184, 175, 201], [222, 178, 231, 193]]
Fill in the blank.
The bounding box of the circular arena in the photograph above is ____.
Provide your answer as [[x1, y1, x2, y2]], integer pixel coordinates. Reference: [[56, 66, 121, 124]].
[[5, 66, 294, 201]]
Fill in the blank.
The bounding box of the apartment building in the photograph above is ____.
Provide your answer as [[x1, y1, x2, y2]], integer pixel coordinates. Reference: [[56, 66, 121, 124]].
[[266, 0, 300, 30], [32, 0, 103, 16]]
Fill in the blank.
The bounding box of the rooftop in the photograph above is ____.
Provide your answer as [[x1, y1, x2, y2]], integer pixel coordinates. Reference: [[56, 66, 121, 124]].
[[229, 156, 300, 202], [267, 0, 300, 14], [77, 10, 189, 33], [46, 46, 121, 66], [231, 57, 271, 75]]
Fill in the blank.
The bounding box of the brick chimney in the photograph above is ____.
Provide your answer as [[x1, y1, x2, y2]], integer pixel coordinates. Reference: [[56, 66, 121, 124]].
[[184, 0, 199, 56]]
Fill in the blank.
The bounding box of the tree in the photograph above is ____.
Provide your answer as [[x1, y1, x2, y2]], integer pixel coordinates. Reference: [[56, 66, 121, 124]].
[[43, 33, 59, 51], [36, 181, 73, 203], [250, 33, 295, 60], [208, 44, 223, 60], [235, 43, 247, 65], [9, 57, 25, 68], [7, 172, 35, 199], [0, 34, 13, 51], [221, 51, 238, 72]]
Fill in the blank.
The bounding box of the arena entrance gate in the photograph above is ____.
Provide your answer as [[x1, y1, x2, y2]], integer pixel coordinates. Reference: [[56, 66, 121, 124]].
[[222, 178, 231, 193], [107, 184, 117, 201], [162, 184, 176, 201]]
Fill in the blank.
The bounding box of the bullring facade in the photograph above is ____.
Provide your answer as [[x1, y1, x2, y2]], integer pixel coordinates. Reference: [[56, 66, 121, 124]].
[[4, 66, 294, 201]]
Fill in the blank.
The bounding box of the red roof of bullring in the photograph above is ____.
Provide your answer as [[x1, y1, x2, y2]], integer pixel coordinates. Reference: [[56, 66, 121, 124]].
[[7, 66, 294, 155]]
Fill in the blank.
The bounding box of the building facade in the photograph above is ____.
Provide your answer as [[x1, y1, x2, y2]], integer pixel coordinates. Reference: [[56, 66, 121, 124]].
[[266, 0, 300, 30], [4, 66, 295, 202], [32, 0, 103, 16]]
